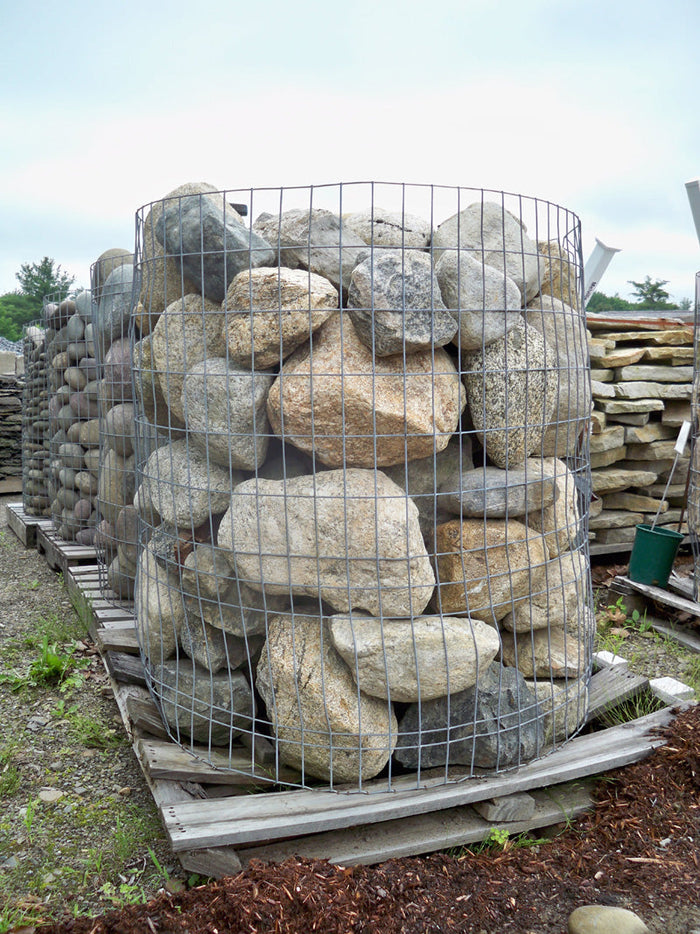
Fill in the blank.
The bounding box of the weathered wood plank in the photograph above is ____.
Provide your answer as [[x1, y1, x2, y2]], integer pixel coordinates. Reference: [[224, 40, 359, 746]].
[[179, 847, 243, 878], [4, 502, 51, 548], [236, 782, 594, 869], [667, 571, 695, 600], [125, 693, 171, 740], [586, 666, 649, 722], [94, 624, 139, 654], [140, 738, 301, 788], [620, 575, 700, 619], [160, 708, 676, 852], [36, 525, 96, 574], [103, 650, 147, 686], [648, 619, 700, 654]]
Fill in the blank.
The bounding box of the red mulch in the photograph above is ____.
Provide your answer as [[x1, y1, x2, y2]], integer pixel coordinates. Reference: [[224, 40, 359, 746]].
[[39, 705, 700, 934]]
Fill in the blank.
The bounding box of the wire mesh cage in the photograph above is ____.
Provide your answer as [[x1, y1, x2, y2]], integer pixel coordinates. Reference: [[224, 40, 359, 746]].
[[90, 248, 142, 601], [44, 289, 101, 543], [132, 181, 594, 792], [688, 272, 700, 601], [22, 320, 51, 517]]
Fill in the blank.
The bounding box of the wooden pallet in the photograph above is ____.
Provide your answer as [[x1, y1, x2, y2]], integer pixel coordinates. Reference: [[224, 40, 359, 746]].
[[4, 501, 52, 548], [64, 563, 135, 640], [36, 524, 96, 575], [63, 564, 684, 878]]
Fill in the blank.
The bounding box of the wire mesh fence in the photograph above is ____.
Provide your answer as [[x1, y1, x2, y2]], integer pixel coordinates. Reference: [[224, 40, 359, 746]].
[[22, 321, 51, 517], [44, 290, 100, 543], [133, 181, 594, 792], [90, 247, 142, 601], [689, 272, 700, 600]]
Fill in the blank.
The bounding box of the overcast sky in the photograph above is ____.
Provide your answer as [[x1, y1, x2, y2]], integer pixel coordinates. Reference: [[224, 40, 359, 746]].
[[2, 0, 699, 305]]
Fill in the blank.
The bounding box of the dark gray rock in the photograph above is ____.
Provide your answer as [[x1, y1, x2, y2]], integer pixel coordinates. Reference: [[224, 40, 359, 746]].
[[394, 663, 543, 769], [348, 249, 457, 356], [96, 264, 138, 355], [159, 195, 274, 302]]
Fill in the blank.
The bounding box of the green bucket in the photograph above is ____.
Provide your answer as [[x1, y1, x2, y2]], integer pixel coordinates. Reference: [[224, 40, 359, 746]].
[[628, 523, 685, 588]]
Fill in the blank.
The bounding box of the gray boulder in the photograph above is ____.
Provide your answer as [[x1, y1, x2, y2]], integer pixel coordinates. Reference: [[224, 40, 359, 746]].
[[348, 249, 457, 356]]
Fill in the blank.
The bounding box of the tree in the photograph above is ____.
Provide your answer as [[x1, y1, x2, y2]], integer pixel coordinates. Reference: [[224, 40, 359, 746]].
[[627, 276, 675, 309], [0, 292, 39, 342], [15, 257, 75, 314], [585, 291, 636, 312]]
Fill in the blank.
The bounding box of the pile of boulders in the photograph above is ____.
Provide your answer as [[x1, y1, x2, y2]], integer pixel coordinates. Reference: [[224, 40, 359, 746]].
[[588, 318, 693, 547], [21, 325, 50, 515], [45, 293, 102, 543], [132, 183, 593, 787]]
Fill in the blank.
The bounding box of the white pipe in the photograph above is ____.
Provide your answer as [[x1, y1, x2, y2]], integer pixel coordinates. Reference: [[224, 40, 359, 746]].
[[685, 178, 700, 247], [583, 237, 622, 306]]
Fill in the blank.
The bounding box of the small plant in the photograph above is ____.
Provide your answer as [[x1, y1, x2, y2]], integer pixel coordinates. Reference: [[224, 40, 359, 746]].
[[0, 903, 44, 934], [0, 636, 88, 693], [98, 880, 148, 909], [0, 745, 20, 797], [69, 714, 124, 750], [22, 798, 38, 843], [484, 826, 510, 849], [597, 690, 667, 729]]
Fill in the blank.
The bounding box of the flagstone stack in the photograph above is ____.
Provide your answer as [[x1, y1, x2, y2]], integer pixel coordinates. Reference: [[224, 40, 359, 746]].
[[587, 316, 693, 550], [132, 182, 594, 790]]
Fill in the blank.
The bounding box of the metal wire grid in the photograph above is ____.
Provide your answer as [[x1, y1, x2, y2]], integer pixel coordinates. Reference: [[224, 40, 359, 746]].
[[21, 320, 51, 517], [90, 249, 143, 602], [131, 181, 594, 792], [43, 290, 102, 543], [689, 272, 700, 601]]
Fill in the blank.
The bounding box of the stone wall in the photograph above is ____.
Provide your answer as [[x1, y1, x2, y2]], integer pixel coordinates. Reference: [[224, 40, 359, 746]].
[[130, 183, 594, 790], [588, 315, 693, 549]]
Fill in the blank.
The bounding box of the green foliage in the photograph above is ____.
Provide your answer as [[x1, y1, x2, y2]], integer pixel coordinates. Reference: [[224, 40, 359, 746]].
[[0, 291, 37, 342], [627, 275, 677, 309], [586, 290, 637, 312], [0, 744, 20, 797], [0, 635, 88, 693], [16, 256, 75, 307]]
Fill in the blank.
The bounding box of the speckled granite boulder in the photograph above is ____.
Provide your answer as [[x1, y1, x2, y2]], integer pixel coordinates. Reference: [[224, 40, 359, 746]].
[[256, 615, 398, 782]]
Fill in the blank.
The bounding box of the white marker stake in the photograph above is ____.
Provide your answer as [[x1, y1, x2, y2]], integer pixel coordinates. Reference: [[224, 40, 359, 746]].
[[651, 421, 691, 531], [583, 238, 622, 306]]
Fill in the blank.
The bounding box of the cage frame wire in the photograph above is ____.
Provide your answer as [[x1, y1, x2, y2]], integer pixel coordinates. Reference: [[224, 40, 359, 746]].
[[21, 318, 51, 518], [131, 180, 594, 794]]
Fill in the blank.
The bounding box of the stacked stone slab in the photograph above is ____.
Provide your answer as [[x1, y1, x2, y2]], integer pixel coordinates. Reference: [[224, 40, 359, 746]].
[[90, 248, 141, 600], [21, 324, 51, 515], [0, 370, 23, 484], [44, 291, 101, 544], [587, 315, 693, 549], [687, 274, 700, 600], [133, 183, 593, 790]]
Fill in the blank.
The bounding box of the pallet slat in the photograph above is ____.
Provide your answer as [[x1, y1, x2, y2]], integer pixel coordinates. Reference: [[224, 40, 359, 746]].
[[161, 707, 676, 852], [36, 525, 95, 574], [586, 666, 649, 722]]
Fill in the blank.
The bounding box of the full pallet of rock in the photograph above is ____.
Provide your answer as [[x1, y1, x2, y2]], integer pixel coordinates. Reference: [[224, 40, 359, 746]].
[[21, 323, 51, 517], [587, 311, 694, 554], [130, 180, 596, 797]]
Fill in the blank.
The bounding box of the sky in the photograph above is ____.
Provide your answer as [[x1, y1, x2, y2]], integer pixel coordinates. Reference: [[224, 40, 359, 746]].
[[1, 0, 700, 306]]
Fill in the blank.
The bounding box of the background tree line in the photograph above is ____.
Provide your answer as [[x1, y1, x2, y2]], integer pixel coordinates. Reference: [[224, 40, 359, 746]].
[[0, 258, 75, 342]]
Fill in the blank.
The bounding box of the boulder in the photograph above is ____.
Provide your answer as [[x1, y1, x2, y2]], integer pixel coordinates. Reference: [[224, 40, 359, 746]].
[[348, 249, 457, 355], [525, 296, 591, 457], [329, 613, 500, 702], [431, 201, 541, 301], [463, 319, 555, 468], [526, 458, 580, 557], [134, 544, 185, 661], [535, 240, 579, 308], [500, 625, 587, 679], [98, 448, 136, 526], [140, 439, 239, 529], [180, 356, 275, 470], [433, 518, 547, 624], [266, 313, 466, 468], [225, 266, 338, 368], [150, 294, 227, 422], [435, 250, 522, 350], [218, 468, 435, 617], [158, 191, 274, 302], [95, 264, 137, 355], [253, 208, 368, 293], [256, 614, 398, 782], [179, 616, 260, 674], [343, 207, 431, 249], [394, 663, 543, 770], [153, 658, 254, 746]]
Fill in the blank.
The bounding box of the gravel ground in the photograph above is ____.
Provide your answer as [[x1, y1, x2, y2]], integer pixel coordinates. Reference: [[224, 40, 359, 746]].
[[0, 496, 190, 927], [1, 494, 699, 930]]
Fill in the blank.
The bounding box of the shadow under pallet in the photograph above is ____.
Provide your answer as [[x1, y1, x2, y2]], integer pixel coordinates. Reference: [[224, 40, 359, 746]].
[[59, 561, 683, 881]]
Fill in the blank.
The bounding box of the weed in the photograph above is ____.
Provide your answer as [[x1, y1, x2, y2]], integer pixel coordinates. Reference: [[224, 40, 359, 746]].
[[22, 798, 38, 843], [0, 745, 20, 797], [484, 826, 510, 849], [0, 636, 88, 693], [597, 690, 667, 729], [148, 846, 170, 885], [0, 903, 43, 933], [69, 714, 124, 750], [99, 879, 148, 908]]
